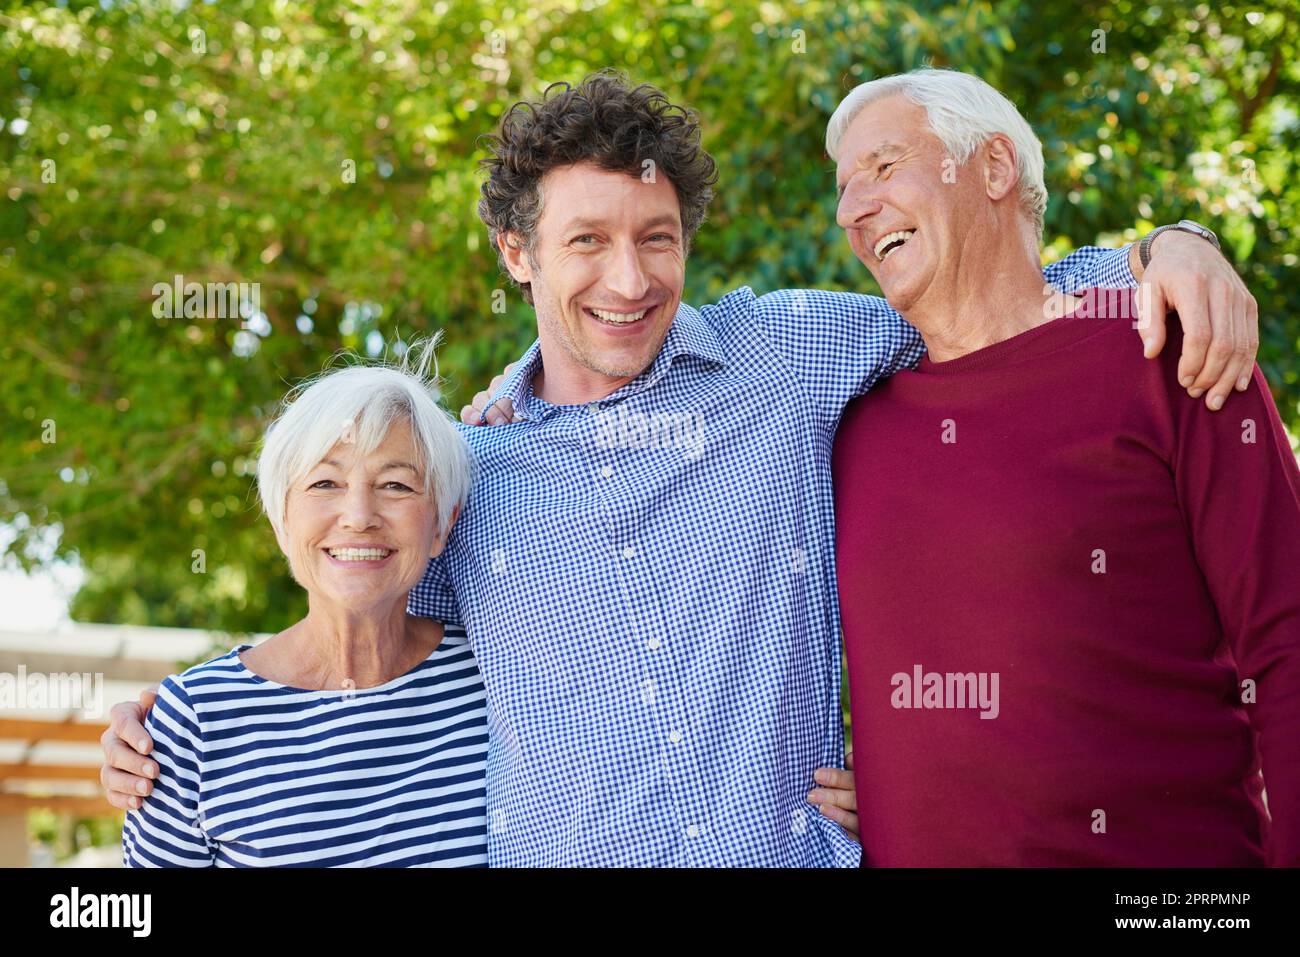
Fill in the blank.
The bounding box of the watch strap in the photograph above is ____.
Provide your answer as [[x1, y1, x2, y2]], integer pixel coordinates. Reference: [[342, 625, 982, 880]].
[[1139, 225, 1175, 270], [1140, 220, 1221, 269]]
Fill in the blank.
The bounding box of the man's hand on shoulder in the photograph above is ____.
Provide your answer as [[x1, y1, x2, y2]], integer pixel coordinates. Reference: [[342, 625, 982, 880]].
[[1135, 229, 1259, 412], [99, 685, 160, 810]]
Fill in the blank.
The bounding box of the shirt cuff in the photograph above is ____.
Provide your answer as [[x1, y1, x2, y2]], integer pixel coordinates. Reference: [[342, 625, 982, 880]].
[[1106, 242, 1139, 289]]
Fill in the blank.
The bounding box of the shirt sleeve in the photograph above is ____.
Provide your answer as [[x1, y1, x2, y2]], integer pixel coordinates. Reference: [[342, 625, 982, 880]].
[[407, 552, 462, 627], [121, 676, 215, 868], [1042, 243, 1136, 293], [746, 245, 1134, 432], [748, 287, 925, 433], [1168, 359, 1300, 867]]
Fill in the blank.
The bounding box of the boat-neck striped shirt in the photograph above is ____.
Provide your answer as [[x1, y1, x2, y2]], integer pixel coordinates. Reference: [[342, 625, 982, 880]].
[[122, 625, 488, 867]]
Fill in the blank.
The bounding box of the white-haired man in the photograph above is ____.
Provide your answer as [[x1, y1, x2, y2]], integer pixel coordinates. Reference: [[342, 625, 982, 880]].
[[829, 67, 1299, 866]]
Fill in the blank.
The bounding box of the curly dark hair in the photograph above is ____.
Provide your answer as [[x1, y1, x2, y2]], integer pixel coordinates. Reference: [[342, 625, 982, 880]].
[[477, 70, 718, 304]]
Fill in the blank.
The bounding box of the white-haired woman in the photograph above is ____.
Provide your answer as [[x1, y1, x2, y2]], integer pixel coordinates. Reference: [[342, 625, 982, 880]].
[[121, 340, 487, 867]]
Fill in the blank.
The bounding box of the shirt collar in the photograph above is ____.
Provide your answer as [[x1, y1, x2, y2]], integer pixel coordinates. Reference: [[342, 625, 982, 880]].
[[483, 303, 727, 421], [483, 340, 543, 423], [658, 301, 727, 369]]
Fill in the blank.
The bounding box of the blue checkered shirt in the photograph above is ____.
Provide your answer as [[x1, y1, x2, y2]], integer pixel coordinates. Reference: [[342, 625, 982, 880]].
[[408, 246, 1136, 866]]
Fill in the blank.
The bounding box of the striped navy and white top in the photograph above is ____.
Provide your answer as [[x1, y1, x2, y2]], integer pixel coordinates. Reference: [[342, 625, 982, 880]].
[[122, 625, 488, 867]]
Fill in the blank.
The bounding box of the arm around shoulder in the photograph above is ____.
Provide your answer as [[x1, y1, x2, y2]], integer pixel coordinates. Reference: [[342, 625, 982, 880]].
[[121, 676, 215, 868]]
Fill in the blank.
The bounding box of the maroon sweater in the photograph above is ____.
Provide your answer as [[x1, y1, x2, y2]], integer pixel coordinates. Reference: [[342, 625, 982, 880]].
[[833, 289, 1300, 866]]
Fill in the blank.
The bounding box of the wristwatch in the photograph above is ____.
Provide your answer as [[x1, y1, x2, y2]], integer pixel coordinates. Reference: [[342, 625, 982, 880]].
[[1140, 219, 1221, 269]]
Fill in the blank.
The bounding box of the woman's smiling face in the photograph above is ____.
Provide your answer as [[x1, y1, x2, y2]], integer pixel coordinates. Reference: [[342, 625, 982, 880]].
[[276, 418, 449, 613]]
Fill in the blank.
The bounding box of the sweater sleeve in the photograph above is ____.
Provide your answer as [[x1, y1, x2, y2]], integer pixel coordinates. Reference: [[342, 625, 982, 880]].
[[1168, 357, 1300, 866], [121, 675, 216, 867]]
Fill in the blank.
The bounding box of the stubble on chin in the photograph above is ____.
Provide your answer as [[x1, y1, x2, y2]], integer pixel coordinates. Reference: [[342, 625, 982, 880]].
[[580, 349, 652, 379], [542, 305, 656, 380]]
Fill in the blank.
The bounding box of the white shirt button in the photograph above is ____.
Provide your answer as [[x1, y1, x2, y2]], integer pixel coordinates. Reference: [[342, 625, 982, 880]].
[[686, 824, 700, 838], [647, 637, 661, 650], [668, 729, 682, 744], [585, 402, 601, 415], [622, 546, 635, 559], [600, 465, 613, 478]]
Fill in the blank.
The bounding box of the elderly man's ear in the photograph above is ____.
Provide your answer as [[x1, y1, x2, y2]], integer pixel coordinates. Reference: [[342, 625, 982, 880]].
[[431, 503, 462, 558], [982, 134, 1020, 204], [498, 231, 533, 285]]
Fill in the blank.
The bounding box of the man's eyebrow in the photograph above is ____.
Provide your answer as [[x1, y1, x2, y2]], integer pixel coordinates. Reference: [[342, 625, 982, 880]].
[[559, 214, 681, 232], [867, 140, 905, 161], [836, 140, 906, 198], [639, 214, 682, 231]]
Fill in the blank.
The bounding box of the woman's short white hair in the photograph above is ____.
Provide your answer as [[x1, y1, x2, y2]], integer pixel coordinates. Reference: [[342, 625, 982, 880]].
[[256, 334, 472, 539], [825, 67, 1048, 239]]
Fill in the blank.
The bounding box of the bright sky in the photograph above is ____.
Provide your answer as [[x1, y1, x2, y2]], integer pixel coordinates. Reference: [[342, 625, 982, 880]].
[[0, 523, 82, 631], [0, 561, 81, 631]]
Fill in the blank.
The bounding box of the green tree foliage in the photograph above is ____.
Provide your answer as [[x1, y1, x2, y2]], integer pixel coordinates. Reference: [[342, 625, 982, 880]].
[[2, 0, 1297, 631]]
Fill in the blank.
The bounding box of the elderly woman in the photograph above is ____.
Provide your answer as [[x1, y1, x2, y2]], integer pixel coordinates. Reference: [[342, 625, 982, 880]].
[[121, 340, 487, 866]]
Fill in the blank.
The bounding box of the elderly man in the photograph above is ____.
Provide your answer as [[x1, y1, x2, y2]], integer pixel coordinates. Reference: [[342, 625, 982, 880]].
[[829, 68, 1300, 866], [102, 71, 1257, 866]]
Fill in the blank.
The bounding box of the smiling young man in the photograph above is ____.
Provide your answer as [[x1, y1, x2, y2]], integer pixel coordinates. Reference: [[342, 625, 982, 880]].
[[491, 162, 689, 403], [828, 68, 1299, 866], [101, 70, 1261, 866]]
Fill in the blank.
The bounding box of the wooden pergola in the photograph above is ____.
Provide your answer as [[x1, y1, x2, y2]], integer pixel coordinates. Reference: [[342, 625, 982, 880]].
[[0, 719, 111, 815]]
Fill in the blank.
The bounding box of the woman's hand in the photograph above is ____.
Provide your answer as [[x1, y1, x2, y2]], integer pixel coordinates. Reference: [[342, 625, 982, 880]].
[[460, 362, 518, 425], [807, 748, 859, 842]]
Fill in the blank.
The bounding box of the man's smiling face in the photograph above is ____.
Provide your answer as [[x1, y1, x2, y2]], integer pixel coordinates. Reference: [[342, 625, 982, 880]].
[[502, 160, 686, 393], [834, 94, 988, 315]]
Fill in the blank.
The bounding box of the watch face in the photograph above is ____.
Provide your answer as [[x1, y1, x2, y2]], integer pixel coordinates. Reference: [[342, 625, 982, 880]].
[[1178, 219, 1220, 247]]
